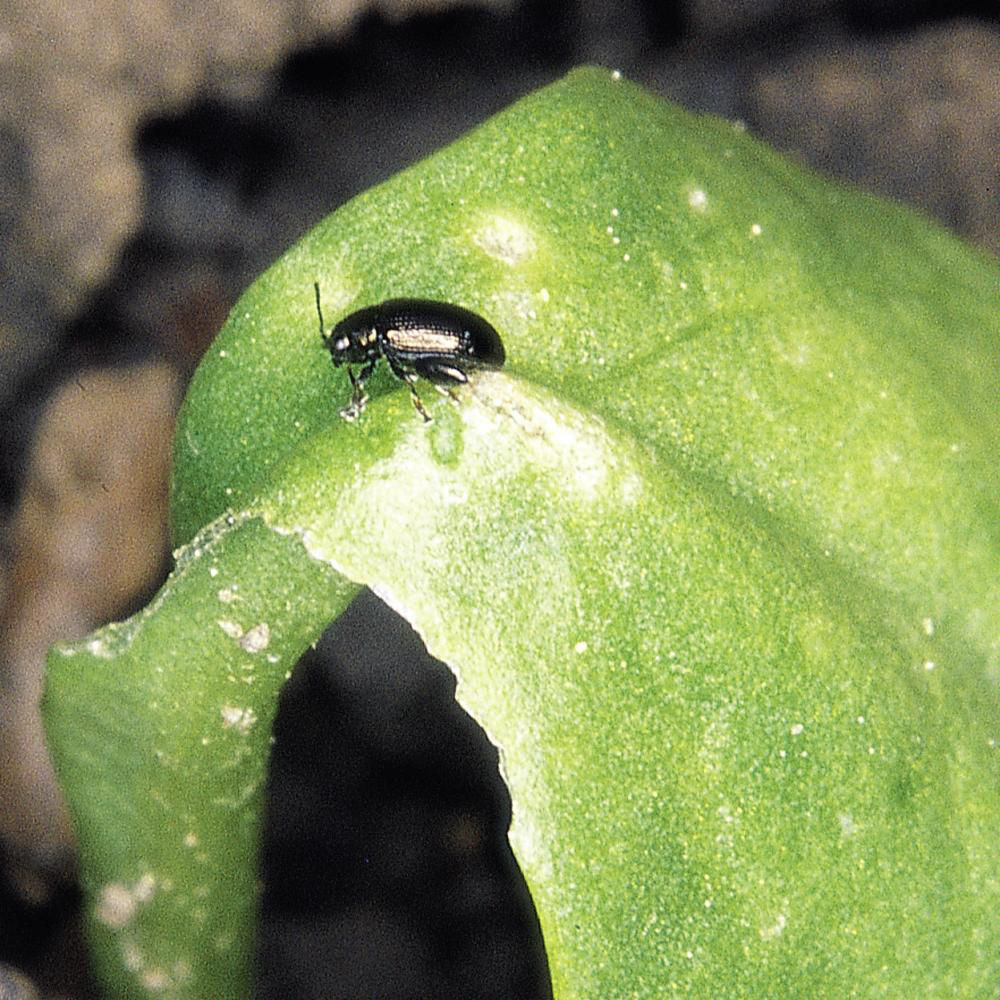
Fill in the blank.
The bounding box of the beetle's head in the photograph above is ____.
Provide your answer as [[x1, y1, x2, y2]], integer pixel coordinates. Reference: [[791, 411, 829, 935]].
[[315, 284, 375, 366], [326, 321, 376, 366]]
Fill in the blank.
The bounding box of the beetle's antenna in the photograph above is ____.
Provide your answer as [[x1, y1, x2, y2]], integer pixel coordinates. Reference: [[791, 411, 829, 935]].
[[314, 282, 326, 343]]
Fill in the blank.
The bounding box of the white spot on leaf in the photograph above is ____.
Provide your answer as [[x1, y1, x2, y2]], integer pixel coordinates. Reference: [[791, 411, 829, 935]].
[[95, 873, 157, 930], [240, 623, 270, 653], [221, 705, 257, 732], [761, 910, 788, 940], [688, 188, 708, 211], [96, 883, 137, 929], [473, 216, 537, 265], [142, 968, 171, 991], [218, 619, 270, 653], [839, 813, 859, 837]]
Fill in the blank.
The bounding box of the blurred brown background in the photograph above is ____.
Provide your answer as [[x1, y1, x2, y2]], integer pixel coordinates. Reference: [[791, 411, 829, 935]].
[[1, 1, 998, 997]]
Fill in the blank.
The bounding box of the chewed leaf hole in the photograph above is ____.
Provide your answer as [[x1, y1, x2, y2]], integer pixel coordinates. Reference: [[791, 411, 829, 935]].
[[258, 588, 552, 999]]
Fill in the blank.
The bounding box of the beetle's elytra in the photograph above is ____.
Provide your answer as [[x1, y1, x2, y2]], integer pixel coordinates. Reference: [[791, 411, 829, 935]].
[[315, 284, 506, 422]]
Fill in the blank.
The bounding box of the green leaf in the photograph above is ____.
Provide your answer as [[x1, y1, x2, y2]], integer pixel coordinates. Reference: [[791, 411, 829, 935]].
[[45, 67, 1000, 998]]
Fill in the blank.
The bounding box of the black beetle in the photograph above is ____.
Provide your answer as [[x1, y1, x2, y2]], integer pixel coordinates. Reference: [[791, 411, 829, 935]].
[[315, 284, 506, 422]]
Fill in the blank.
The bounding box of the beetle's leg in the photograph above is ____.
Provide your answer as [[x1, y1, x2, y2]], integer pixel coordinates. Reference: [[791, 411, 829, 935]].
[[401, 375, 432, 422], [350, 360, 377, 406], [415, 359, 467, 404], [339, 366, 362, 421], [415, 360, 468, 385], [339, 361, 376, 421], [433, 384, 461, 404], [346, 366, 367, 411], [386, 356, 431, 422], [404, 374, 432, 422]]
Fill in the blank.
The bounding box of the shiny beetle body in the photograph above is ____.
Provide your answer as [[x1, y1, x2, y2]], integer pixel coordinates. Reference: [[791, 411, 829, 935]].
[[315, 284, 505, 421]]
